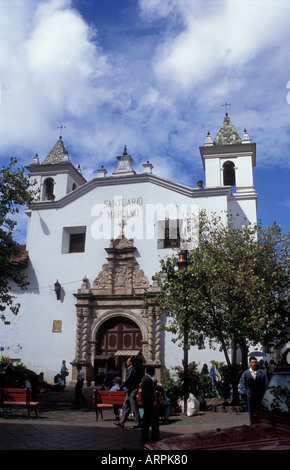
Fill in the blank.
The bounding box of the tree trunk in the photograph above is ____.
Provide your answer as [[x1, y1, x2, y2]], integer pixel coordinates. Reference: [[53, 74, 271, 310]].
[[240, 342, 248, 370], [230, 368, 240, 405], [220, 341, 240, 405], [230, 344, 240, 405]]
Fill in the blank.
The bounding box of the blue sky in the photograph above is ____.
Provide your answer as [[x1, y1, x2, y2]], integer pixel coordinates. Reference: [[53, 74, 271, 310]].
[[1, 0, 290, 242]]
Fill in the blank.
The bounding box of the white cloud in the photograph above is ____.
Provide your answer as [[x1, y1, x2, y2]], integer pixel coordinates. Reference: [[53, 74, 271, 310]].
[[0, 0, 109, 154], [140, 0, 290, 92], [25, 0, 108, 110], [1, 0, 290, 184], [138, 0, 178, 20], [0, 0, 289, 237]]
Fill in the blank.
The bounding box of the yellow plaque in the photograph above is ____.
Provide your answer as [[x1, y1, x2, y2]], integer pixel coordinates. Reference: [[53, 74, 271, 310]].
[[52, 320, 62, 332]]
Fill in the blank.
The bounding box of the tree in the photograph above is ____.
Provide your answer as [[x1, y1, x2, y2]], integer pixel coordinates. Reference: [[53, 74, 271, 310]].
[[153, 211, 290, 403], [0, 158, 38, 323]]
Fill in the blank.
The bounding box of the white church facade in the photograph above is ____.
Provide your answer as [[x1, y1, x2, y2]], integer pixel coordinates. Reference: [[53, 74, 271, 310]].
[[3, 114, 258, 384]]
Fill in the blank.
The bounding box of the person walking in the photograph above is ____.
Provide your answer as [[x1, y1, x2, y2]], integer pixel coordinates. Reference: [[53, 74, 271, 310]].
[[141, 367, 159, 442], [75, 364, 86, 405], [240, 356, 268, 423], [114, 357, 141, 429]]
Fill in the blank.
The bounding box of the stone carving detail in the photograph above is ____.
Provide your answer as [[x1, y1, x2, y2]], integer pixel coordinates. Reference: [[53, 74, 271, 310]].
[[81, 315, 88, 361], [115, 265, 128, 287], [75, 314, 82, 360], [74, 233, 163, 375], [133, 264, 149, 289], [154, 312, 161, 363], [93, 264, 110, 288], [92, 234, 149, 294]]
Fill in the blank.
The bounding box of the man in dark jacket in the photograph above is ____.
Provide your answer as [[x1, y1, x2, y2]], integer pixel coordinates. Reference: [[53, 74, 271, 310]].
[[140, 366, 159, 442], [114, 357, 141, 429], [240, 356, 268, 423]]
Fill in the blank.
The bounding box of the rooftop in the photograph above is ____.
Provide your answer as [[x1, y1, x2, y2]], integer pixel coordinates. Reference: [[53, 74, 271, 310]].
[[214, 113, 242, 146], [41, 137, 70, 165]]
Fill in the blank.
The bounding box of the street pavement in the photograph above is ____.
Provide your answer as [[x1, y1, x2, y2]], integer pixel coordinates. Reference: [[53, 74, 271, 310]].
[[0, 386, 250, 460]]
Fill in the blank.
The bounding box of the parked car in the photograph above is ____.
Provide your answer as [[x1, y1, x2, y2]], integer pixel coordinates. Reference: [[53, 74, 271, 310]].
[[144, 365, 290, 450]]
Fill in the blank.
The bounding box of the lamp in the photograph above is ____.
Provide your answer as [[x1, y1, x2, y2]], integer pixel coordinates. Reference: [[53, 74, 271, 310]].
[[54, 280, 61, 300], [177, 250, 188, 270]]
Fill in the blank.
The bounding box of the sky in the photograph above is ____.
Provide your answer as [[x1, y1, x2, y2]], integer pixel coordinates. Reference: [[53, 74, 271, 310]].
[[1, 0, 290, 243]]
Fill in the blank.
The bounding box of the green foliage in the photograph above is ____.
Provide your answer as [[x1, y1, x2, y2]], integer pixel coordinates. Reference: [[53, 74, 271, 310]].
[[0, 356, 28, 387], [173, 361, 202, 396], [153, 211, 290, 365], [161, 368, 182, 409], [152, 211, 290, 403], [161, 362, 215, 408], [0, 158, 38, 323]]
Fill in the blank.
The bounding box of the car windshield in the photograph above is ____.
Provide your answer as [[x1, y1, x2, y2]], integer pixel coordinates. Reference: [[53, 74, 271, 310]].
[[258, 372, 290, 419]]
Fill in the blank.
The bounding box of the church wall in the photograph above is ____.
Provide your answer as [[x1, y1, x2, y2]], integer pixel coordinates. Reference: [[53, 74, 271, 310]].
[[204, 158, 220, 187], [228, 195, 257, 227], [235, 155, 254, 189], [1, 146, 257, 383]]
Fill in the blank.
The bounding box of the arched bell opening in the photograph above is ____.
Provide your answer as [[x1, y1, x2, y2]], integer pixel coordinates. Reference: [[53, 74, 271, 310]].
[[223, 160, 236, 187], [43, 177, 55, 200]]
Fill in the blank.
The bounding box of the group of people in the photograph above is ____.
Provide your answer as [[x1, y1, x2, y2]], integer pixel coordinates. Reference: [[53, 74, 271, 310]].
[[53, 360, 86, 405], [58, 354, 271, 438], [111, 357, 168, 442], [53, 360, 69, 391]]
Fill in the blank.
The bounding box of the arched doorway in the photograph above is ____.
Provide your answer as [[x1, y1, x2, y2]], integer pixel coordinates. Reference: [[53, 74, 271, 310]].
[[94, 316, 143, 385]]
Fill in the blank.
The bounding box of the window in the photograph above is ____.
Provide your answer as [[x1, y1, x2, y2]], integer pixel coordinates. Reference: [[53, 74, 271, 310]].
[[158, 219, 181, 249], [223, 161, 235, 186], [62, 226, 86, 254], [69, 233, 85, 252]]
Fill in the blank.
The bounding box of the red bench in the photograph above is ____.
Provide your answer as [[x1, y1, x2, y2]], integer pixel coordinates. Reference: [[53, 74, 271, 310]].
[[0, 388, 39, 418], [93, 389, 160, 421]]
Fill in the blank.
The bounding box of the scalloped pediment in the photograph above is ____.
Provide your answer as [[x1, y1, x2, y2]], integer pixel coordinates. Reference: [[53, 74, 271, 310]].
[[92, 234, 149, 295]]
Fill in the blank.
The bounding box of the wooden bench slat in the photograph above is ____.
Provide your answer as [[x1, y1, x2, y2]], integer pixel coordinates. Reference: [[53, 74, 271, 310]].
[[92, 389, 160, 421], [1, 388, 38, 418]]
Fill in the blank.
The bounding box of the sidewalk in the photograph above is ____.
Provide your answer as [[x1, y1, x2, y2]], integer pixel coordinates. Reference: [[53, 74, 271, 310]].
[[0, 386, 250, 452]]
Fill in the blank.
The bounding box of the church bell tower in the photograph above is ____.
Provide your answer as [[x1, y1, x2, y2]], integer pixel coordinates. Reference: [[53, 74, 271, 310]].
[[199, 112, 256, 195], [27, 135, 86, 201]]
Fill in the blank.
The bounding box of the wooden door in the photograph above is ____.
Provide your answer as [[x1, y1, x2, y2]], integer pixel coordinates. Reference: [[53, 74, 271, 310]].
[[95, 317, 142, 381]]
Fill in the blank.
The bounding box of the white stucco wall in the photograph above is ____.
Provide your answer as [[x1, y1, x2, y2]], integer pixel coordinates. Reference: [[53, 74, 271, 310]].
[[1, 154, 257, 382]]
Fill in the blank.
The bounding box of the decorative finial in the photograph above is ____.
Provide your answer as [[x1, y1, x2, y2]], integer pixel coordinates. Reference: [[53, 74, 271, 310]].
[[119, 219, 127, 238], [30, 153, 40, 166], [221, 102, 231, 116], [204, 131, 213, 146], [123, 145, 127, 155], [57, 124, 66, 139]]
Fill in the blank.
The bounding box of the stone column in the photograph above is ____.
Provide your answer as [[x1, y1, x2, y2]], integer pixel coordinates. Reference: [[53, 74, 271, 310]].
[[154, 310, 161, 364], [81, 310, 89, 361], [147, 306, 154, 362], [75, 308, 83, 360]]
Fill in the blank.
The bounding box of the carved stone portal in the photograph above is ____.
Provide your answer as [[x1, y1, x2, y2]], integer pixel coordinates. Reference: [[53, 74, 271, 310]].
[[73, 229, 162, 383]]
